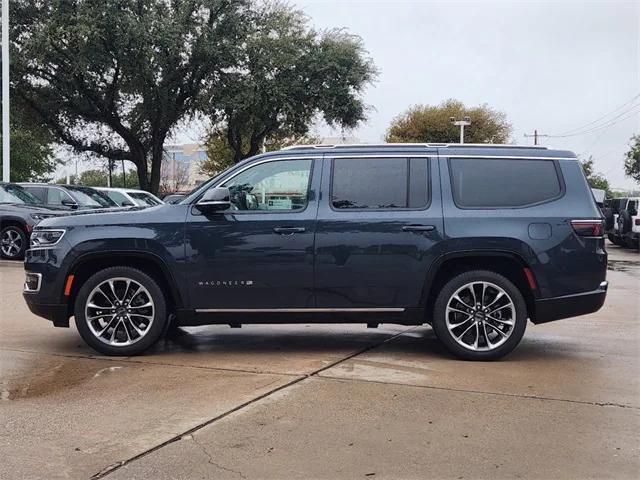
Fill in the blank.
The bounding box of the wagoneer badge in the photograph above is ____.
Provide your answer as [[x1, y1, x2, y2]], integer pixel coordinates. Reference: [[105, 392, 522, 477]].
[[198, 280, 254, 287]]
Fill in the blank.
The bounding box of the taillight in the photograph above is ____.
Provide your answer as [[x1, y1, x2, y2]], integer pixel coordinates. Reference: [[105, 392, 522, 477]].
[[571, 219, 604, 237], [635, 219, 640, 226]]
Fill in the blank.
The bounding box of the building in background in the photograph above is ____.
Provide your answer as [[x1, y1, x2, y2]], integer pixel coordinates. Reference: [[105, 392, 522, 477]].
[[161, 143, 209, 192]]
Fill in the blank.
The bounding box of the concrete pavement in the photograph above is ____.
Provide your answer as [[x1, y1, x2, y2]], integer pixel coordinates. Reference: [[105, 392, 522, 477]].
[[0, 243, 638, 479]]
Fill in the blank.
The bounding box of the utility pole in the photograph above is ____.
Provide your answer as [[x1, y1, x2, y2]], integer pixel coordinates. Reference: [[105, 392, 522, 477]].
[[2, 0, 10, 182], [450, 116, 471, 144], [524, 130, 549, 145]]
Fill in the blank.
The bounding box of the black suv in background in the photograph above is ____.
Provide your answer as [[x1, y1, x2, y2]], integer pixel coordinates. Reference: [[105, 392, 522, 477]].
[[0, 183, 63, 260], [23, 144, 607, 360], [19, 183, 118, 210]]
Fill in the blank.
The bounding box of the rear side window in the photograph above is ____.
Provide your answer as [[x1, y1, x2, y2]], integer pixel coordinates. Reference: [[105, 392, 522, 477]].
[[331, 158, 429, 210], [449, 158, 562, 208]]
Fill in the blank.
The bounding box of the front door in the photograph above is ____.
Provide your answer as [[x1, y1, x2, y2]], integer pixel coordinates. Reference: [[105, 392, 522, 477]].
[[314, 154, 444, 309], [185, 157, 320, 310]]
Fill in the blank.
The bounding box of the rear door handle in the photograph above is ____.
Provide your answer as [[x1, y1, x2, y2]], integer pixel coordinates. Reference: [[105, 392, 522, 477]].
[[402, 224, 435, 232], [273, 227, 306, 235]]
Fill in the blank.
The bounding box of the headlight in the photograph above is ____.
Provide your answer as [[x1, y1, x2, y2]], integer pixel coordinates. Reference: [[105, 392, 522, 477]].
[[30, 229, 66, 248], [30, 213, 55, 221]]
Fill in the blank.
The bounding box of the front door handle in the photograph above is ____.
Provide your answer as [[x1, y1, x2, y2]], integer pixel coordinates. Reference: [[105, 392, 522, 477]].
[[273, 227, 306, 235], [402, 224, 435, 232]]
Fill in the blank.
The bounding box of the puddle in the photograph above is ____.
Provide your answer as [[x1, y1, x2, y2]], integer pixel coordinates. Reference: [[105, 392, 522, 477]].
[[0, 359, 127, 401], [607, 259, 640, 275]]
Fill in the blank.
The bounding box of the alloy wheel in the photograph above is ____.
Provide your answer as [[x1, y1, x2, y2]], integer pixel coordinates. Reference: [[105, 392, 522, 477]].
[[85, 277, 155, 346], [1, 228, 24, 258], [445, 281, 516, 352]]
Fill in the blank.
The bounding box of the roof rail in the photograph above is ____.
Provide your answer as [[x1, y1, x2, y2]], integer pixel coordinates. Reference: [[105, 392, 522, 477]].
[[281, 143, 548, 150]]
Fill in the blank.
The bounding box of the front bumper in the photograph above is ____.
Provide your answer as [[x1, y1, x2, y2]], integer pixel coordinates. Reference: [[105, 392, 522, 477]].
[[531, 281, 608, 324], [23, 297, 70, 327]]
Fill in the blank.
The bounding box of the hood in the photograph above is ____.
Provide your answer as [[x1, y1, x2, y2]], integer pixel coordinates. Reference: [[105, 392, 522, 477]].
[[36, 203, 186, 228]]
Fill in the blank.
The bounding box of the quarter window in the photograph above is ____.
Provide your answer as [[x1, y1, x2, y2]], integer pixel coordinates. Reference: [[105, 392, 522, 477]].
[[331, 158, 429, 210], [221, 159, 312, 211], [449, 158, 562, 208]]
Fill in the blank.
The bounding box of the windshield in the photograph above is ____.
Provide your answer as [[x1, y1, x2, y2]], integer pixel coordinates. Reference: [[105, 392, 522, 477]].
[[0, 184, 43, 205], [129, 192, 161, 206], [67, 186, 118, 207]]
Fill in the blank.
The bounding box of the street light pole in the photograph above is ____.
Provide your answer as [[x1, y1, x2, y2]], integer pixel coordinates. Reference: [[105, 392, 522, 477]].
[[2, 0, 10, 182], [450, 116, 471, 144]]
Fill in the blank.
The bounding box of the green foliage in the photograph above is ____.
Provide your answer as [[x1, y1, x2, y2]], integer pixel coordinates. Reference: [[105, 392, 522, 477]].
[[579, 156, 611, 196], [204, 2, 377, 163], [201, 128, 321, 176], [385, 99, 512, 144], [56, 168, 140, 189], [624, 135, 640, 184], [11, 0, 250, 193]]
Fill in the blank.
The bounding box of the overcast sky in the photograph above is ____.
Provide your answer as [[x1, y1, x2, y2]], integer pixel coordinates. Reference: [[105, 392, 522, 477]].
[[291, 0, 640, 189]]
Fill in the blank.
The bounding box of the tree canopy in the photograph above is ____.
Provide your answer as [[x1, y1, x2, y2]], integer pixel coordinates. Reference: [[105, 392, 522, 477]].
[[385, 99, 512, 144], [11, 0, 250, 193], [203, 2, 377, 163], [579, 156, 611, 196], [624, 135, 640, 184]]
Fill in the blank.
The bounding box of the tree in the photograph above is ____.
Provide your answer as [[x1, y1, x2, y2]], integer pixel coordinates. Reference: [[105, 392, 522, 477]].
[[579, 156, 611, 196], [624, 135, 640, 184], [56, 168, 140, 189], [200, 128, 321, 176], [11, 0, 249, 194], [385, 99, 512, 144], [203, 2, 377, 164]]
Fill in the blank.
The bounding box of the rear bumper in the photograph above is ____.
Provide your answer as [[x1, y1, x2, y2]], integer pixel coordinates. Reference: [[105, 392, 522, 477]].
[[531, 281, 608, 324]]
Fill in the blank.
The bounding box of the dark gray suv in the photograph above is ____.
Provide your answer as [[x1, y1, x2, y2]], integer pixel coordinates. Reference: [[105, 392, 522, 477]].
[[22, 144, 607, 360]]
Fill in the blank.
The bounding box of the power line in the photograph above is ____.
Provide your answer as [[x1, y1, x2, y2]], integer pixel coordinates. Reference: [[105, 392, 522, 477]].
[[551, 93, 640, 136], [547, 104, 640, 138]]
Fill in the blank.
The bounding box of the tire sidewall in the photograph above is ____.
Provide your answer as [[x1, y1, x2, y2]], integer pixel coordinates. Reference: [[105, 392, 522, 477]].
[[432, 270, 528, 361], [74, 266, 167, 356], [1, 225, 27, 260]]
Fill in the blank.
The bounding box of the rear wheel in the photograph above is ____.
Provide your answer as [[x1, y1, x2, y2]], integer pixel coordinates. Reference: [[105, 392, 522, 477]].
[[1, 225, 27, 260], [74, 266, 167, 356], [432, 270, 527, 361]]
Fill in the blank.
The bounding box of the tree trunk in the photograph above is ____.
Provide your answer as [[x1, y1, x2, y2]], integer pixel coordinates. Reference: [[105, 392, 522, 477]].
[[149, 143, 164, 195]]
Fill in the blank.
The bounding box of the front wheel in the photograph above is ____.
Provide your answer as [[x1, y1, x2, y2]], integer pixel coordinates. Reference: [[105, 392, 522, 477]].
[[432, 270, 528, 361], [74, 266, 167, 356], [1, 225, 27, 260]]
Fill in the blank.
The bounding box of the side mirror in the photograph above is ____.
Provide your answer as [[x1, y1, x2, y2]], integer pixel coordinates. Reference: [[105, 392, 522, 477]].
[[122, 201, 136, 207], [61, 198, 78, 209], [196, 187, 231, 213]]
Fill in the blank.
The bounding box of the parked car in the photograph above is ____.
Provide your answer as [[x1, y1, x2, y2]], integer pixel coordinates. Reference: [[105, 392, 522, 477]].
[[0, 182, 64, 260], [96, 187, 164, 207], [23, 143, 607, 360], [604, 197, 639, 249], [162, 193, 188, 204], [19, 183, 118, 210]]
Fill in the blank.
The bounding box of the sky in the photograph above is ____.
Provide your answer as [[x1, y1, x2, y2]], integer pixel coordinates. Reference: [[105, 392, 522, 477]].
[[289, 0, 640, 189]]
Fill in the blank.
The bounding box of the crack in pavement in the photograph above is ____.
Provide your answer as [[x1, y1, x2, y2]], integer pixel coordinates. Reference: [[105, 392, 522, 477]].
[[190, 435, 247, 480], [91, 327, 415, 479], [317, 374, 640, 410]]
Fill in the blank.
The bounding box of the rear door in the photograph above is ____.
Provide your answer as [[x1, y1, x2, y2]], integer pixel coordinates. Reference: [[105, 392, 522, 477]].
[[314, 153, 444, 309]]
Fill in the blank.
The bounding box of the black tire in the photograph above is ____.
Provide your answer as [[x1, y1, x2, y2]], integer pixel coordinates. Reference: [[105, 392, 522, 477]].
[[609, 234, 624, 246], [432, 270, 528, 361], [74, 266, 168, 356], [603, 207, 614, 231], [0, 225, 28, 260]]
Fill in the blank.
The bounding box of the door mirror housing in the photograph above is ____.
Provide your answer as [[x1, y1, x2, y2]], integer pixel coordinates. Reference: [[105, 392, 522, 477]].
[[122, 200, 136, 207], [61, 198, 78, 209], [196, 187, 231, 213]]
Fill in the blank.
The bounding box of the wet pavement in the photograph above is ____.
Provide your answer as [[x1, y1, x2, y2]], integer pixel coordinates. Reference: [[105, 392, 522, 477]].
[[0, 243, 638, 479]]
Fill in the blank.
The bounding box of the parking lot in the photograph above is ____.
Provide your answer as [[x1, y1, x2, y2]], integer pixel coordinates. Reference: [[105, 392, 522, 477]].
[[0, 244, 638, 479]]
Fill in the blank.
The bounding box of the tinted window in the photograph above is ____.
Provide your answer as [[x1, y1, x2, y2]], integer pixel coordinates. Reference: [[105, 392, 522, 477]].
[[66, 187, 117, 207], [47, 187, 75, 206], [104, 191, 129, 206], [20, 185, 46, 202], [222, 159, 312, 211], [0, 184, 42, 205], [331, 158, 429, 210], [449, 158, 561, 208], [129, 192, 161, 206]]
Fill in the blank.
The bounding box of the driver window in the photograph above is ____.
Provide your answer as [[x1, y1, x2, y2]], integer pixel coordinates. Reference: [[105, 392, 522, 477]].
[[222, 159, 312, 212], [47, 188, 74, 206]]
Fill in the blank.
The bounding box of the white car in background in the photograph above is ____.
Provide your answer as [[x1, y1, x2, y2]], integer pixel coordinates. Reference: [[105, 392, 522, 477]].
[[96, 187, 164, 208]]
